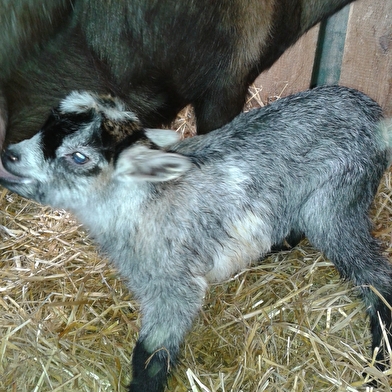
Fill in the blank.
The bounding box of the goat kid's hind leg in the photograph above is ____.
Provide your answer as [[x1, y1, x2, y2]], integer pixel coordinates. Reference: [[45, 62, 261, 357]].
[[303, 211, 392, 371], [128, 275, 207, 392]]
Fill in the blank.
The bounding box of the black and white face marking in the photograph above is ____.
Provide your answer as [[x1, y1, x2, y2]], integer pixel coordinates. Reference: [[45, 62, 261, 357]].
[[0, 92, 144, 204], [40, 109, 96, 161], [41, 91, 143, 161], [0, 91, 187, 208]]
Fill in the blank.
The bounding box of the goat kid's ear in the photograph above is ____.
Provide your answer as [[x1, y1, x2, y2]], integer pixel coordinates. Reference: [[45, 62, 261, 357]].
[[114, 145, 192, 182], [145, 128, 182, 148]]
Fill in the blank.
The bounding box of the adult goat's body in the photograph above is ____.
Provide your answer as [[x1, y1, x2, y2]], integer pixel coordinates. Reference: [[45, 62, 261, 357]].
[[1, 0, 355, 148]]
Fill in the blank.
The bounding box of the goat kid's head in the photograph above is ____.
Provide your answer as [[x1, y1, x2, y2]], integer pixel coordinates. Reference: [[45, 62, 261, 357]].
[[0, 91, 191, 209]]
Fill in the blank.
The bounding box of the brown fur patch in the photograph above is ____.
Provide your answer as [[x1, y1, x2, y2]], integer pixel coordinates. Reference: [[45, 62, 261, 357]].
[[101, 117, 143, 144]]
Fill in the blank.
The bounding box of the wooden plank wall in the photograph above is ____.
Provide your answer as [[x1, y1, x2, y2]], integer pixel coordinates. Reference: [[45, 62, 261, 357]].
[[252, 25, 319, 104], [253, 0, 392, 116], [340, 0, 391, 116]]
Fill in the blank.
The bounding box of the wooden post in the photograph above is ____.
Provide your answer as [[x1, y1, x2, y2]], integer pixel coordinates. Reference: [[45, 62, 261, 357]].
[[311, 4, 351, 86]]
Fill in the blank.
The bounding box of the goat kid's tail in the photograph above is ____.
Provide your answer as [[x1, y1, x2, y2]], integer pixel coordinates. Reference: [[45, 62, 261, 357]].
[[378, 119, 392, 165]]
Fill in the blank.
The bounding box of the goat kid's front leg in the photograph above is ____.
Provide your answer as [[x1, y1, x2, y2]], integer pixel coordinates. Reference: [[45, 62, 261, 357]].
[[128, 275, 207, 392], [130, 339, 172, 392]]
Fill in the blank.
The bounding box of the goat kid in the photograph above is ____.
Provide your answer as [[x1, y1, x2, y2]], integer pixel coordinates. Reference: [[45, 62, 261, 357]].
[[1, 85, 391, 391]]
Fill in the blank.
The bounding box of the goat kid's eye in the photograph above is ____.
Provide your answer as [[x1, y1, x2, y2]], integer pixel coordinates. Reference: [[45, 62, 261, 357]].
[[72, 152, 89, 165]]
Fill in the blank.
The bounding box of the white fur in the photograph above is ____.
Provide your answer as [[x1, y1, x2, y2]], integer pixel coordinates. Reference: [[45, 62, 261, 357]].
[[60, 91, 138, 122], [114, 144, 192, 182], [145, 128, 182, 148]]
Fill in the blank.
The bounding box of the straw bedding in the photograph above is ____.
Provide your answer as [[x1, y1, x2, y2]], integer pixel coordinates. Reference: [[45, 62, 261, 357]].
[[0, 86, 391, 391]]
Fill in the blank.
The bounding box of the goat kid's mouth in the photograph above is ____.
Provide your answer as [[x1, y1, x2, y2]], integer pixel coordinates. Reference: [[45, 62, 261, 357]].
[[0, 157, 32, 185]]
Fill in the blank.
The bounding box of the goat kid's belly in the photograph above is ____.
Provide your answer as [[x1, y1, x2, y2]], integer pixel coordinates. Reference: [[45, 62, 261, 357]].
[[206, 212, 274, 282]]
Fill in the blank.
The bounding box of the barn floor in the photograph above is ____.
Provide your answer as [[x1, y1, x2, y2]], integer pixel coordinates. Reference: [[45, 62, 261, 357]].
[[0, 87, 391, 391]]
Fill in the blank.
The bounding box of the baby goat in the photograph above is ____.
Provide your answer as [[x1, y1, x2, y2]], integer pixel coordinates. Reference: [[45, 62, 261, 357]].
[[0, 85, 391, 391]]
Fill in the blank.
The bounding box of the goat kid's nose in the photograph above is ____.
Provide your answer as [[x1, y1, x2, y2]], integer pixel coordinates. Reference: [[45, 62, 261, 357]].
[[2, 147, 21, 163]]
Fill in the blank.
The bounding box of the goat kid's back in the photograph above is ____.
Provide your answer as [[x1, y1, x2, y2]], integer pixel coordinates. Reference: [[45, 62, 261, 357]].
[[1, 86, 391, 391]]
